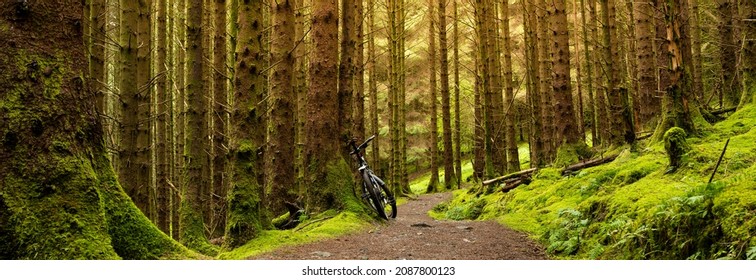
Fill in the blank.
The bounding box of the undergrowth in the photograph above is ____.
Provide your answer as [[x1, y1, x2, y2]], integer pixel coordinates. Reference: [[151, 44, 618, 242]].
[[430, 104, 756, 259]]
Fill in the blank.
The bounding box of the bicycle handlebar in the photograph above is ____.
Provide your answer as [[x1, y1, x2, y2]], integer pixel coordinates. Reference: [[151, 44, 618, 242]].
[[349, 135, 376, 155]]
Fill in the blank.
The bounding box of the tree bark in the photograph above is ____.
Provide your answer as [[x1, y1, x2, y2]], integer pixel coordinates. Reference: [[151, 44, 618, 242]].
[[439, 0, 456, 189], [211, 0, 228, 237], [523, 0, 545, 167], [551, 0, 582, 147], [427, 0, 440, 192], [452, 0, 462, 186], [305, 0, 357, 213], [537, 0, 554, 161], [740, 0, 756, 107], [635, 0, 656, 126], [354, 0, 366, 141], [267, 0, 297, 217], [501, 0, 520, 173], [718, 0, 739, 106], [155, 0, 170, 235], [224, 0, 266, 249]]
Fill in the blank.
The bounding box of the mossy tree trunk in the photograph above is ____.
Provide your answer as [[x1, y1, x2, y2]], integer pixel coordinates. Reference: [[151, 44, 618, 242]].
[[172, 0, 187, 241], [427, 0, 440, 192], [473, 42, 486, 179], [653, 0, 697, 139], [305, 0, 357, 214], [223, 0, 266, 249], [267, 0, 297, 217], [580, 0, 596, 145], [500, 0, 519, 173], [212, 0, 229, 237], [90, 0, 107, 113], [439, 0, 455, 189], [181, 0, 216, 255], [136, 0, 152, 220], [294, 0, 307, 196], [0, 0, 195, 259]]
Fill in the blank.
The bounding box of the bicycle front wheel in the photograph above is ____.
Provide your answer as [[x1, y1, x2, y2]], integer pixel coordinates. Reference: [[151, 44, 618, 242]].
[[363, 172, 387, 219]]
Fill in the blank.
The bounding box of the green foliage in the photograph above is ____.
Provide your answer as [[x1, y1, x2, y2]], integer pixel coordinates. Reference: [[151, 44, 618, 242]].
[[544, 209, 589, 255], [663, 127, 690, 171]]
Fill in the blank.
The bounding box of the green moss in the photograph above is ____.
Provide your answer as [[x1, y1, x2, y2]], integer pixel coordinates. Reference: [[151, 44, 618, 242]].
[[217, 211, 371, 259], [664, 127, 690, 171]]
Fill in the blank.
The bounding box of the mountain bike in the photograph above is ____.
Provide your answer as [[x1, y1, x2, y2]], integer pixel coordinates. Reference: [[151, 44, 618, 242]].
[[349, 135, 397, 220]]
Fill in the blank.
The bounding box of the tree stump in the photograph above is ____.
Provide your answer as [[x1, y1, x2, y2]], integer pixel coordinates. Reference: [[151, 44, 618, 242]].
[[663, 127, 690, 173]]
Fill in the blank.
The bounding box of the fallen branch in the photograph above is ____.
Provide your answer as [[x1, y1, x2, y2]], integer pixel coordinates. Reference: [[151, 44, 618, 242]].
[[482, 168, 538, 186], [636, 132, 653, 140], [501, 175, 533, 193], [708, 138, 730, 184], [561, 154, 619, 176]]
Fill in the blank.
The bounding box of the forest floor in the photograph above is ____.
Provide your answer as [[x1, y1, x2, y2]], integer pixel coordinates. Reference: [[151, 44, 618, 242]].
[[251, 192, 547, 260]]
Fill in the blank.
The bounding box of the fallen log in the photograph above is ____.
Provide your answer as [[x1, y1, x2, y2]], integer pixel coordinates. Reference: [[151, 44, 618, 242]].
[[561, 154, 619, 175], [636, 132, 653, 141], [482, 168, 538, 186], [711, 107, 736, 115], [501, 174, 533, 193]]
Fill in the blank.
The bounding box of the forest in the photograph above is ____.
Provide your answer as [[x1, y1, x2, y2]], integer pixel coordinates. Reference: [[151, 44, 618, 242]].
[[0, 0, 754, 260]]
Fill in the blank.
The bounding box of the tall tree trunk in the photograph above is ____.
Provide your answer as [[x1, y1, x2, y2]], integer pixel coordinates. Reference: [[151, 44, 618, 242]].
[[399, 0, 410, 195], [338, 0, 356, 154], [739, 0, 756, 107], [173, 0, 187, 241], [224, 0, 266, 249], [571, 0, 586, 140], [368, 0, 380, 174], [211, 0, 228, 237], [718, 0, 739, 106], [155, 0, 170, 234], [473, 36, 486, 180], [653, 0, 697, 138], [580, 0, 597, 146], [90, 0, 107, 113], [427, 0, 440, 192], [0, 0, 195, 259], [267, 0, 297, 217], [601, 0, 634, 145], [551, 0, 582, 148], [487, 0, 506, 175], [524, 0, 545, 167], [136, 0, 153, 220], [181, 0, 215, 255], [118, 0, 144, 216], [589, 0, 608, 146], [501, 0, 520, 172], [294, 0, 308, 197], [439, 0, 455, 189], [305, 0, 357, 213], [452, 0, 462, 186], [635, 0, 656, 126], [689, 0, 704, 103], [355, 0, 366, 141], [537, 0, 554, 161]]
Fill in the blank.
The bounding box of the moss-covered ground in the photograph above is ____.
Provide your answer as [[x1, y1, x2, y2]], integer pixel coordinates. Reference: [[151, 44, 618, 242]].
[[429, 105, 756, 259]]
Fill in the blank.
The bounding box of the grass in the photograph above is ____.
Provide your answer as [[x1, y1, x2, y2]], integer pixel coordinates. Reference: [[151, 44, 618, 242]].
[[428, 104, 756, 259]]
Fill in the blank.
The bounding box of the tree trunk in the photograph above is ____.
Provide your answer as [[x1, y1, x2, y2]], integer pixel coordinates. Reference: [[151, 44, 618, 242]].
[[652, 0, 697, 139], [181, 0, 215, 255], [338, 0, 356, 155], [551, 0, 581, 147], [635, 0, 656, 126], [267, 0, 297, 218], [439, 0, 456, 189], [501, 0, 520, 173], [427, 0, 440, 192], [224, 0, 266, 249], [294, 0, 307, 197], [689, 0, 704, 103], [740, 0, 756, 107], [589, 0, 608, 146], [355, 0, 365, 141], [718, 0, 739, 106], [368, 0, 380, 174], [305, 0, 357, 213], [601, 0, 634, 145], [537, 0, 554, 162], [211, 0, 228, 237], [90, 0, 107, 113], [524, 0, 545, 167], [155, 0, 170, 235], [452, 0, 462, 186], [0, 0, 195, 259], [137, 0, 153, 221], [473, 41, 486, 180]]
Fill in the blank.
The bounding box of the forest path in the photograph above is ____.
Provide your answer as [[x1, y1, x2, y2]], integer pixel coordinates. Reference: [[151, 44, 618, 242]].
[[252, 192, 547, 260]]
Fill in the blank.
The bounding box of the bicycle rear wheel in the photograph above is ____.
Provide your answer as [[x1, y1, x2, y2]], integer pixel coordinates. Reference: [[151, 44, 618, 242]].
[[376, 180, 397, 219]]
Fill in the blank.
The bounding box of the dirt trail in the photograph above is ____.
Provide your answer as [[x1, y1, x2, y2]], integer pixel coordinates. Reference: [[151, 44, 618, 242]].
[[253, 192, 547, 260]]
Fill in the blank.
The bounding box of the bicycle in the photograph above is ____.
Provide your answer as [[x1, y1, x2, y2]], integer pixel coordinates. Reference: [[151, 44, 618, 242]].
[[349, 135, 397, 220]]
